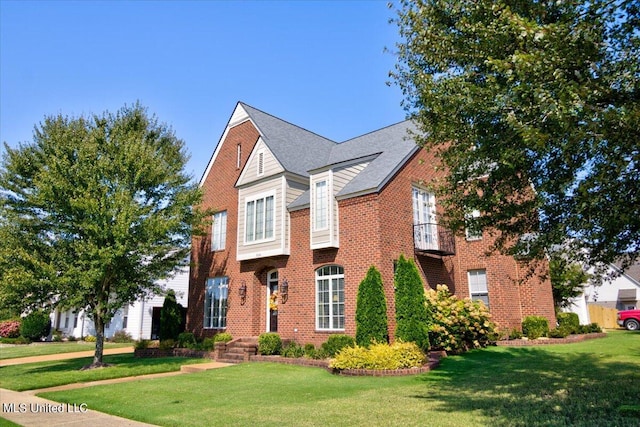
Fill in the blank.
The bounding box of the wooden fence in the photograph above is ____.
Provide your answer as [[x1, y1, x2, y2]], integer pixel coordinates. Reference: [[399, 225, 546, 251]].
[[588, 305, 619, 329]]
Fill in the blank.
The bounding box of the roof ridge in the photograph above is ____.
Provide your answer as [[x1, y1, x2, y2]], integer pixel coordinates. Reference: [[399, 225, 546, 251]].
[[239, 101, 337, 144], [339, 119, 413, 144]]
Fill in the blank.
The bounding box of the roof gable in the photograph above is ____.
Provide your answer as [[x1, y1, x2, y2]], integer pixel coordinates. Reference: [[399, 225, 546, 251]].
[[236, 137, 285, 187]]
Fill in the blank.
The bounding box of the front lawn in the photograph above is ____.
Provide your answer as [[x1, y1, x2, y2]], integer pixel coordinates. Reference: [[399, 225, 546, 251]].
[[40, 331, 640, 426], [0, 354, 208, 391], [0, 341, 132, 360]]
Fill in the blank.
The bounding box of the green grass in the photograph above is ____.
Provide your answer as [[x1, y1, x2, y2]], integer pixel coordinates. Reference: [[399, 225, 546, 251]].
[[0, 417, 20, 427], [39, 331, 640, 427], [0, 341, 131, 360], [0, 354, 208, 391]]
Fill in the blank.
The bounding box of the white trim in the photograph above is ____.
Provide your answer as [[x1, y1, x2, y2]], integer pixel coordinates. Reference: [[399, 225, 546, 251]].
[[200, 103, 252, 187], [237, 247, 290, 261], [211, 210, 227, 251], [468, 269, 489, 307], [315, 265, 345, 331], [313, 179, 329, 231], [266, 269, 278, 332], [243, 190, 277, 245]]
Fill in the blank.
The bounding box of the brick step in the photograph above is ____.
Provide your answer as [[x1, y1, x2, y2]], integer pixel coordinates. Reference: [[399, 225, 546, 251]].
[[216, 357, 243, 364]]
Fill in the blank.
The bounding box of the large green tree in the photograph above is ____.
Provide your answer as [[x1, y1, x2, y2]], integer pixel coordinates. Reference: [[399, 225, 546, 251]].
[[0, 103, 208, 367], [391, 0, 639, 274]]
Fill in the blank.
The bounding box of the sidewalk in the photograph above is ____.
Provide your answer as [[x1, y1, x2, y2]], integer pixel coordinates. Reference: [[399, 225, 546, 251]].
[[1, 388, 157, 426], [0, 346, 135, 366], [0, 347, 232, 426]]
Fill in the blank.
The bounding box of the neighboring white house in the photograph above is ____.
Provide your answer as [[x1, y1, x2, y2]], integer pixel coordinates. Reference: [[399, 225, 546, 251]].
[[50, 262, 189, 340], [564, 261, 640, 324]]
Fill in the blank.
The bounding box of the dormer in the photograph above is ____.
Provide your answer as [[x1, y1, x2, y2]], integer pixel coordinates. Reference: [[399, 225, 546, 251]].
[[309, 157, 372, 249], [236, 138, 284, 186]]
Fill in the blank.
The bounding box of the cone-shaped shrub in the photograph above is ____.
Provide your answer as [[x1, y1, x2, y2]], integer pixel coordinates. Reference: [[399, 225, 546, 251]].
[[355, 266, 388, 347], [394, 255, 430, 351], [160, 290, 183, 341]]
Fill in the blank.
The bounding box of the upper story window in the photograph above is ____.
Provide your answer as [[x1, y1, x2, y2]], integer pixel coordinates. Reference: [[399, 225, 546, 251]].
[[245, 193, 275, 243], [257, 151, 264, 176], [204, 277, 228, 329], [316, 265, 345, 330], [465, 210, 482, 241], [237, 144, 242, 169], [212, 210, 228, 251], [314, 180, 328, 230], [468, 269, 489, 307], [412, 187, 438, 250]]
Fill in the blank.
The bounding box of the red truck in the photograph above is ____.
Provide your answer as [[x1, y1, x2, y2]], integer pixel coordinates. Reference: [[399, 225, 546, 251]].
[[617, 309, 640, 331]]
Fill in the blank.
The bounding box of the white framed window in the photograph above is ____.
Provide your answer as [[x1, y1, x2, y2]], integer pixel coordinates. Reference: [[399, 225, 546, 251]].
[[122, 306, 129, 329], [245, 193, 275, 243], [412, 187, 438, 250], [212, 210, 228, 251], [314, 180, 328, 230], [465, 210, 482, 240], [468, 269, 489, 307], [204, 277, 228, 329], [237, 144, 242, 169], [316, 265, 345, 330], [257, 151, 264, 176]]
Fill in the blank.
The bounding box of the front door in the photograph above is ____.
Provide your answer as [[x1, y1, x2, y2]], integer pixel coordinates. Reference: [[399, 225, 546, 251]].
[[267, 270, 278, 332]]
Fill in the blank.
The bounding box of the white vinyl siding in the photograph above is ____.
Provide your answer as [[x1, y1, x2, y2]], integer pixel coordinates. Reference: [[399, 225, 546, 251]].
[[212, 211, 227, 251], [468, 269, 489, 307], [237, 176, 290, 261], [316, 265, 345, 330], [236, 139, 284, 186]]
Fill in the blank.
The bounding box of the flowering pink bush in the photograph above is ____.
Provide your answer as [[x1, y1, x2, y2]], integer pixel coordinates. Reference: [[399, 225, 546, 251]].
[[426, 285, 499, 354], [0, 320, 21, 338]]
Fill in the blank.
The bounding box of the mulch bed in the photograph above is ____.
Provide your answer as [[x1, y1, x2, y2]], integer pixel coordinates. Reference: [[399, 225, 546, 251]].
[[496, 332, 607, 346]]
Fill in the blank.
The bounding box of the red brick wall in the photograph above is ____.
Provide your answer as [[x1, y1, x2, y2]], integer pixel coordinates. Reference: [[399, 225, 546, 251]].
[[187, 120, 260, 337], [189, 123, 556, 345]]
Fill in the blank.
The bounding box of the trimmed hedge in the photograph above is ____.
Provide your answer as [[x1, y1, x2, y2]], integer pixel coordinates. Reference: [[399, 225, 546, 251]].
[[557, 312, 580, 334], [330, 341, 426, 370], [522, 315, 549, 339], [258, 332, 282, 355], [321, 334, 355, 357]]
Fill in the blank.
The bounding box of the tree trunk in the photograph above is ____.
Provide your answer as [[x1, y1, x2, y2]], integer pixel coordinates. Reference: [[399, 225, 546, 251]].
[[92, 314, 105, 366]]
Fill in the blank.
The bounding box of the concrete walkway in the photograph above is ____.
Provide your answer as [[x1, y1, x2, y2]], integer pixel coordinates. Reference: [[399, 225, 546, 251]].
[[0, 348, 233, 426], [0, 346, 135, 366]]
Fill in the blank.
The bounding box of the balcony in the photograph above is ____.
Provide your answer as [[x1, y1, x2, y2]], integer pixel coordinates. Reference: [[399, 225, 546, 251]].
[[413, 223, 456, 256]]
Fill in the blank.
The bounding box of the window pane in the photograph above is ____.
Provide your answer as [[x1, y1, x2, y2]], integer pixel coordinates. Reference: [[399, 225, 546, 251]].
[[316, 267, 345, 330], [315, 181, 327, 229], [205, 277, 228, 329], [246, 201, 255, 241], [212, 211, 227, 250], [265, 196, 274, 238], [255, 198, 264, 240]]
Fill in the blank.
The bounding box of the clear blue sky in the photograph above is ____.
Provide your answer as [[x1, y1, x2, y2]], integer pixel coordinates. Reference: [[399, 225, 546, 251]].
[[1, 0, 406, 182]]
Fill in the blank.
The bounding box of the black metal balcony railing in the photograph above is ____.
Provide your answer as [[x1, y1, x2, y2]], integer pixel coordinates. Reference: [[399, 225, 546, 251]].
[[413, 223, 456, 256]]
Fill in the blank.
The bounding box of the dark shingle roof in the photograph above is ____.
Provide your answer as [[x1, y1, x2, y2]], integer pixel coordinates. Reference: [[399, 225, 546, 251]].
[[240, 103, 335, 176], [238, 102, 421, 208]]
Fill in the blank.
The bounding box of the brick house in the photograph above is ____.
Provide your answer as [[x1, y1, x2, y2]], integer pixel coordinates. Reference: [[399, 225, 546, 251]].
[[187, 102, 556, 346]]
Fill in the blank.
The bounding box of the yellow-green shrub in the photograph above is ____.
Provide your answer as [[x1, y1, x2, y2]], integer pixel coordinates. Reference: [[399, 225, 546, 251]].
[[426, 284, 498, 354], [329, 341, 426, 370]]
